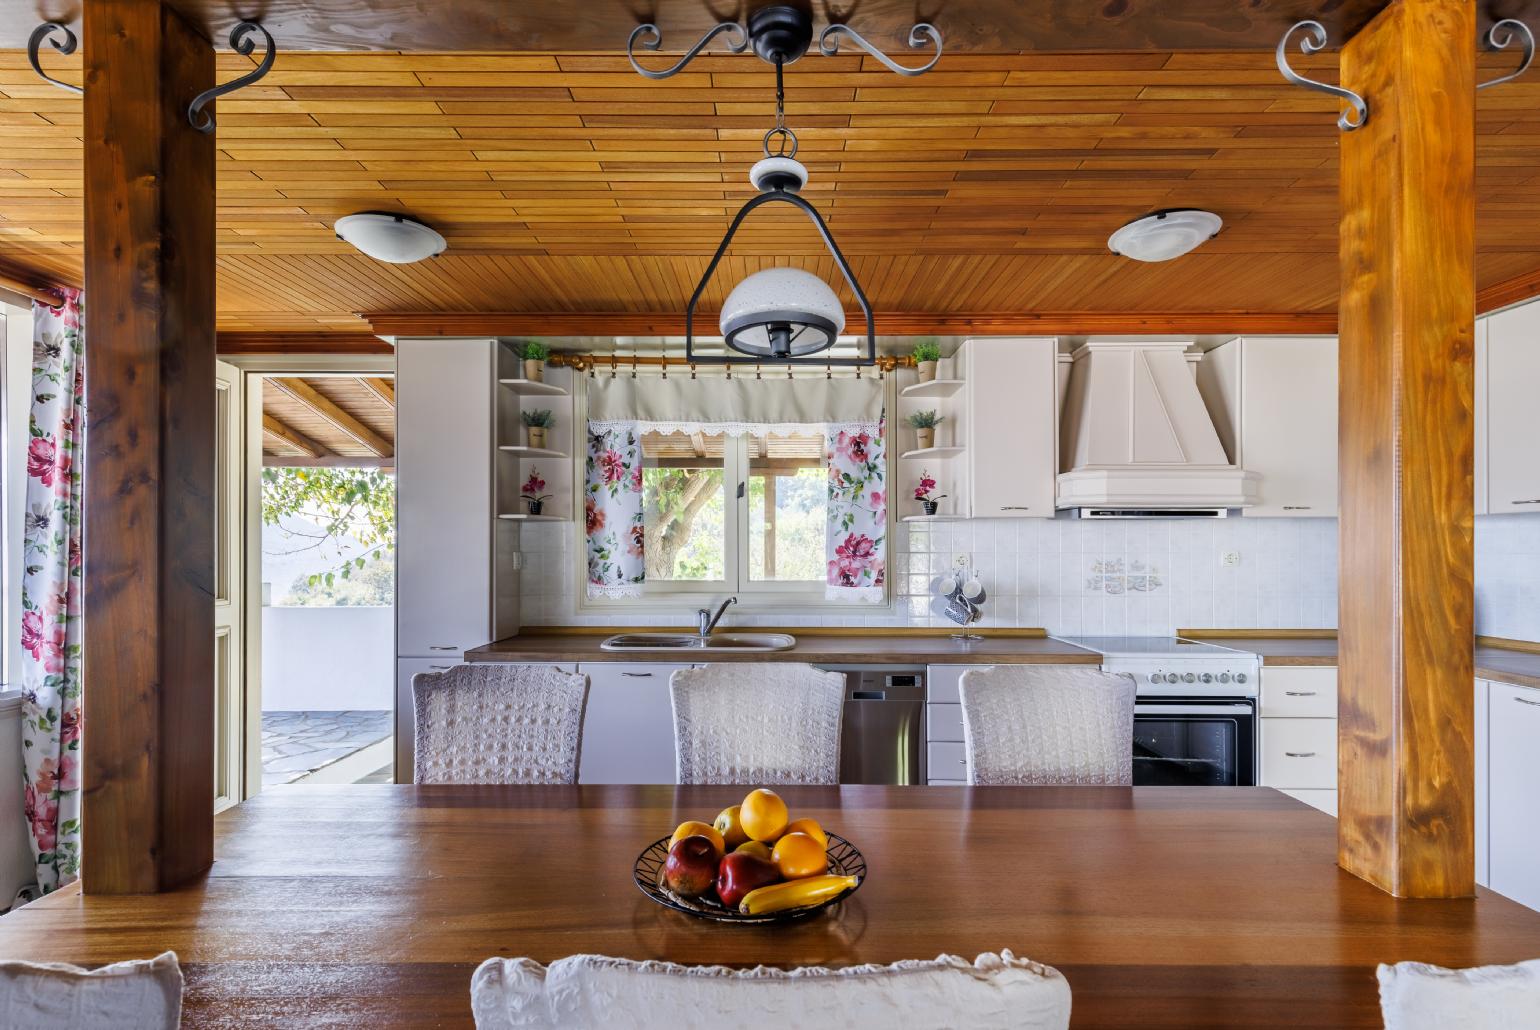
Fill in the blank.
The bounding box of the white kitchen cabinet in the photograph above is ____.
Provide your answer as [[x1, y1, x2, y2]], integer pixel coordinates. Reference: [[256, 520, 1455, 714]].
[[396, 338, 501, 657], [1483, 302, 1540, 512], [1475, 678, 1489, 887], [1474, 320, 1489, 516], [577, 663, 688, 784], [1488, 680, 1540, 910], [964, 338, 1058, 518], [1260, 718, 1337, 791], [1197, 336, 1338, 517]]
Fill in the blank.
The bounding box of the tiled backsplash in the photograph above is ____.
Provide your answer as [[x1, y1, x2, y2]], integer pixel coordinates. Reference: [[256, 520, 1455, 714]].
[[519, 516, 1340, 636], [1475, 514, 1540, 642]]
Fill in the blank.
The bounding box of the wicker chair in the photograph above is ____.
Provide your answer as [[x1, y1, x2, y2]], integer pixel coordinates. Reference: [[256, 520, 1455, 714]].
[[958, 666, 1136, 786], [669, 664, 845, 785], [412, 664, 590, 785]]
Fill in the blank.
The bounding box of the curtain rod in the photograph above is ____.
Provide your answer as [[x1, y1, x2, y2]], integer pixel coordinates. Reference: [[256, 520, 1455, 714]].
[[549, 353, 912, 373], [0, 268, 64, 310]]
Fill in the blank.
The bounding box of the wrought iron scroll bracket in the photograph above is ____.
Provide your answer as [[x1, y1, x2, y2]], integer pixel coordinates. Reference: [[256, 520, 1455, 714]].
[[627, 22, 749, 80], [27, 22, 82, 96], [1276, 20, 1367, 132], [818, 23, 942, 76], [1479, 18, 1534, 90], [187, 21, 276, 134]]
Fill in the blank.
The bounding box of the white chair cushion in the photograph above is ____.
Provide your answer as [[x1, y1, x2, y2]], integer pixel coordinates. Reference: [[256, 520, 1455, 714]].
[[0, 951, 182, 1030], [471, 950, 1070, 1030], [1379, 957, 1540, 1030]]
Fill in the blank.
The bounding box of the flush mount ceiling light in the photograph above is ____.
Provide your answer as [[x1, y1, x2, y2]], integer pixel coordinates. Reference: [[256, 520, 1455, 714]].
[[1107, 209, 1223, 263], [627, 6, 941, 365], [334, 212, 446, 264]]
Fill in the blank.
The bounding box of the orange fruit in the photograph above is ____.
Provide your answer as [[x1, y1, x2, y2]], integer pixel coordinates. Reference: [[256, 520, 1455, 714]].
[[735, 841, 773, 861], [783, 817, 827, 847], [713, 805, 750, 850], [740, 788, 790, 842], [771, 832, 828, 879], [670, 820, 725, 858]]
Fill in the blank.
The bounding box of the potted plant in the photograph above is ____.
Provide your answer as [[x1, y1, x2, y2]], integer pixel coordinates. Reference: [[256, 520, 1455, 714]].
[[521, 468, 552, 516], [913, 469, 947, 517], [913, 340, 941, 383], [520, 341, 551, 383], [522, 408, 554, 450], [907, 409, 944, 450]]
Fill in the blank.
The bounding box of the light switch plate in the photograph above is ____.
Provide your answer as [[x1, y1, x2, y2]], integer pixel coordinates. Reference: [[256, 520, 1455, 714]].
[[953, 553, 970, 569], [1221, 551, 1241, 567]]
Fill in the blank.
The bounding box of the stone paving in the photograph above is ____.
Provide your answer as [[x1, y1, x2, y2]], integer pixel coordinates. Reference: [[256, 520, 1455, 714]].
[[261, 710, 392, 787]]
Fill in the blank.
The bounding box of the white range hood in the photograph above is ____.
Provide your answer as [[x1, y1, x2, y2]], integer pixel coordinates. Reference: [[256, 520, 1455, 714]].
[[1057, 339, 1259, 513]]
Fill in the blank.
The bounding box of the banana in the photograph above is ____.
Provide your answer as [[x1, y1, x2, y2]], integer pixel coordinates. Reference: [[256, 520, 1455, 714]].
[[738, 874, 859, 916]]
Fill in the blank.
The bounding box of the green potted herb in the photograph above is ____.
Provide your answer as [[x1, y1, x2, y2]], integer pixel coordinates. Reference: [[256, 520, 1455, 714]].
[[521, 468, 552, 516], [522, 408, 555, 450], [906, 409, 944, 450], [520, 341, 551, 382], [913, 340, 941, 383]]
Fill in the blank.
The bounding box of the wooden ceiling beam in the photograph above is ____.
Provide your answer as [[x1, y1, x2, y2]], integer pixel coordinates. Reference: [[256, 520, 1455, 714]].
[[359, 377, 396, 409], [269, 377, 394, 457], [263, 454, 394, 471], [217, 332, 392, 355], [261, 413, 328, 458]]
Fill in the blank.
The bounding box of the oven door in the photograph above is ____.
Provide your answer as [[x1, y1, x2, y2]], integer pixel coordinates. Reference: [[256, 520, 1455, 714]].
[[1133, 699, 1256, 787]]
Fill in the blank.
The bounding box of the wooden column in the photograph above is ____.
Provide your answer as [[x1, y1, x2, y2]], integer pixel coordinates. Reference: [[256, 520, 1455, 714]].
[[1337, 0, 1476, 898], [82, 0, 216, 894]]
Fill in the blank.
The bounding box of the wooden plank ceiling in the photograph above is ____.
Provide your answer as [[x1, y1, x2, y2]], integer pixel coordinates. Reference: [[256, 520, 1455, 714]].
[[262, 375, 395, 464], [3, 43, 1540, 337]]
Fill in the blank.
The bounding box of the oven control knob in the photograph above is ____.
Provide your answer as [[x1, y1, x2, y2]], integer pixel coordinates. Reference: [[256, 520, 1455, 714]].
[[1199, 673, 1213, 684], [1150, 673, 1165, 684], [1182, 672, 1196, 684], [1236, 673, 1248, 684], [1218, 672, 1232, 683]]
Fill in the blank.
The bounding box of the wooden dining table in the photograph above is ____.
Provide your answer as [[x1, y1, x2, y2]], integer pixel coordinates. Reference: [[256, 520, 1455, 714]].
[[1, 784, 1537, 1028]]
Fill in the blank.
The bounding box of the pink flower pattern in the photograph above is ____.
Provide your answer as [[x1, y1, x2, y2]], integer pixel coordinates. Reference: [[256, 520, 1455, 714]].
[[824, 420, 886, 601], [586, 425, 644, 596]]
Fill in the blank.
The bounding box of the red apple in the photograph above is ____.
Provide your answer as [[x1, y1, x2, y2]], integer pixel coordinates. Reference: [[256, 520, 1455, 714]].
[[663, 835, 718, 898], [715, 850, 782, 909]]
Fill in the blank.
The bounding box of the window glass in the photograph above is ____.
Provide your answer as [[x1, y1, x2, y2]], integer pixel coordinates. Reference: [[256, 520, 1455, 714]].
[[640, 430, 725, 582], [746, 431, 826, 582]]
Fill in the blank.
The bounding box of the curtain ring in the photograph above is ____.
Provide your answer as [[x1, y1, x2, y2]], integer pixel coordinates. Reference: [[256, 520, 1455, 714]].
[[610, 355, 618, 379], [690, 362, 697, 380], [631, 355, 639, 379], [661, 356, 668, 379], [756, 363, 762, 380], [826, 360, 832, 380]]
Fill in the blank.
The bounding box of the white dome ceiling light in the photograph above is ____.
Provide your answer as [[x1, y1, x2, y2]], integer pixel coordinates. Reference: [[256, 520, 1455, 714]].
[[1108, 209, 1222, 263], [334, 212, 446, 264], [720, 267, 847, 359]]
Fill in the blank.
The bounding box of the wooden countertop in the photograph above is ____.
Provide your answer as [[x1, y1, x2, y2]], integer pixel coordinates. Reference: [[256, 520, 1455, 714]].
[[466, 632, 1102, 665], [1184, 635, 1540, 688], [3, 785, 1538, 1028]]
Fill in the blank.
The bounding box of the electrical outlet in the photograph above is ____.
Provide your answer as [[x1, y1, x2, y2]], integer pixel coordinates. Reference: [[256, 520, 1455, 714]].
[[953, 553, 970, 569], [1220, 551, 1241, 568]]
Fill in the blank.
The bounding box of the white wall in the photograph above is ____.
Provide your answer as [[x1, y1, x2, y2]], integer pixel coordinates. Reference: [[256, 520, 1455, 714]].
[[1476, 514, 1540, 642], [0, 693, 36, 903], [261, 606, 394, 711]]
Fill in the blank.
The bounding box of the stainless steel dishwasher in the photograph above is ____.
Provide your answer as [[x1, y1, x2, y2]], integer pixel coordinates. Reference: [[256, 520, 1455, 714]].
[[836, 668, 926, 785]]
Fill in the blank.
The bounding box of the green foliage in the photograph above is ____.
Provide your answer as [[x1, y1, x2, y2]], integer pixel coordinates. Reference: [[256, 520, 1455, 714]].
[[520, 341, 551, 362], [906, 409, 944, 429], [521, 408, 555, 428], [282, 557, 394, 606], [261, 466, 395, 586], [912, 340, 941, 363]]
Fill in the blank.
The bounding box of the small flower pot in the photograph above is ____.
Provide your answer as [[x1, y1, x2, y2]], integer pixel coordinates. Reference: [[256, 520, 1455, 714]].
[[525, 499, 544, 516], [915, 427, 935, 450], [917, 360, 938, 383], [921, 500, 939, 516], [527, 426, 547, 449], [524, 359, 545, 382]]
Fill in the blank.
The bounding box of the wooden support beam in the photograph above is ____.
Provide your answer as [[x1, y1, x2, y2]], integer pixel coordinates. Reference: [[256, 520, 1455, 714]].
[[359, 377, 395, 410], [82, 0, 216, 895], [269, 377, 392, 457], [1337, 0, 1476, 898], [261, 414, 326, 458]]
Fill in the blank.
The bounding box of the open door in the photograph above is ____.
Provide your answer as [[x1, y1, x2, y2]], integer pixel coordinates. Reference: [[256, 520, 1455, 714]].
[[213, 359, 252, 811]]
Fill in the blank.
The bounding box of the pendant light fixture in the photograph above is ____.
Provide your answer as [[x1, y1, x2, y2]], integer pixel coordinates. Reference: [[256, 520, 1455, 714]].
[[627, 5, 943, 365]]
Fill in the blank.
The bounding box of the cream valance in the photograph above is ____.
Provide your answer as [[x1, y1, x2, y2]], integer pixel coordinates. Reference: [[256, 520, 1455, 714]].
[[586, 373, 882, 435]]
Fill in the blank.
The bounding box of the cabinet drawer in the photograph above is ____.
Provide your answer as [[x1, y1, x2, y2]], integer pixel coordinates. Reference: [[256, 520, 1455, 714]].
[[1261, 718, 1337, 790], [1280, 788, 1338, 817], [927, 741, 968, 781], [927, 703, 964, 743], [1260, 667, 1338, 718], [927, 779, 967, 787]]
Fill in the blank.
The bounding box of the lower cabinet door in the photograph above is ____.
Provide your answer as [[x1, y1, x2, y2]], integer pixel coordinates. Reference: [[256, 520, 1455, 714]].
[[578, 663, 685, 784], [1260, 718, 1337, 790], [1489, 681, 1540, 911]]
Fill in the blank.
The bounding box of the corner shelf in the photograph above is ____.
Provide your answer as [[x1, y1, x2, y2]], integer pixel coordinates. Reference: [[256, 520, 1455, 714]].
[[900, 446, 965, 460], [498, 446, 568, 459], [498, 378, 568, 397], [497, 513, 567, 521], [899, 379, 965, 399], [901, 514, 967, 523]]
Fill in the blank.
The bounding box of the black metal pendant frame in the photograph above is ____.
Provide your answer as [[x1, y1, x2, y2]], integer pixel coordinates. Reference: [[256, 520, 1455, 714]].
[[685, 189, 875, 367], [187, 21, 276, 134]]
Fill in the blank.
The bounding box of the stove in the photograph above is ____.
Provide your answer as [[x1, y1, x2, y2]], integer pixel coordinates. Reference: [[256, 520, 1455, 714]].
[[1061, 636, 1261, 787]]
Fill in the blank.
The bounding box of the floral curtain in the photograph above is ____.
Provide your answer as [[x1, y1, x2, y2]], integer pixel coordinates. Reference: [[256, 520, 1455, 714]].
[[21, 290, 85, 893], [825, 419, 886, 602], [585, 423, 645, 598]]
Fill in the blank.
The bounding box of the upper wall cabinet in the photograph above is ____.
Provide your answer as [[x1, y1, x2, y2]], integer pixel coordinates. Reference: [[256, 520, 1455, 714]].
[[1483, 303, 1540, 512], [964, 337, 1059, 518], [1197, 336, 1338, 517]]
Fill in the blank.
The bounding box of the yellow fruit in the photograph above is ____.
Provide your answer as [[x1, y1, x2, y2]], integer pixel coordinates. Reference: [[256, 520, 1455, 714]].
[[782, 817, 827, 847], [771, 832, 828, 879], [740, 788, 789, 842], [670, 820, 724, 858], [738, 874, 859, 916], [735, 841, 773, 861], [713, 805, 750, 850]]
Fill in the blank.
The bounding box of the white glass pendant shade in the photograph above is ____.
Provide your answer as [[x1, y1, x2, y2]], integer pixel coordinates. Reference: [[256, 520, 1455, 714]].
[[335, 212, 447, 264], [719, 267, 846, 359], [1107, 209, 1222, 263]]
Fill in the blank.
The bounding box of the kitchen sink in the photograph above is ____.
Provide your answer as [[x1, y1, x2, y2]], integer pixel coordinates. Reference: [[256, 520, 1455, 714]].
[[599, 632, 797, 652]]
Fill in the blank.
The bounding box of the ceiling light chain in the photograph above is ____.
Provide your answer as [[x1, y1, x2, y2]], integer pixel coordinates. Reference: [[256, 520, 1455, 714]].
[[767, 55, 798, 159], [1275, 21, 1368, 132], [27, 22, 81, 95], [188, 21, 277, 134], [1479, 18, 1535, 90]]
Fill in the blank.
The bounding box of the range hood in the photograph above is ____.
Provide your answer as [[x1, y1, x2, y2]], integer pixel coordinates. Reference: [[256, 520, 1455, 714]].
[[1057, 340, 1258, 514]]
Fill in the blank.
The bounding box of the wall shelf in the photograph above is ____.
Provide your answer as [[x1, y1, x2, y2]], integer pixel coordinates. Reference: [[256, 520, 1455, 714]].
[[498, 446, 568, 459], [900, 379, 966, 399], [900, 446, 965, 460], [498, 378, 568, 397], [497, 513, 566, 522], [901, 514, 967, 523]]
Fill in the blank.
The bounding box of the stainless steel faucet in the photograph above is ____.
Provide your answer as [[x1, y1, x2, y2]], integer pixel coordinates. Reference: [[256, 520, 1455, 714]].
[[697, 597, 737, 641]]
